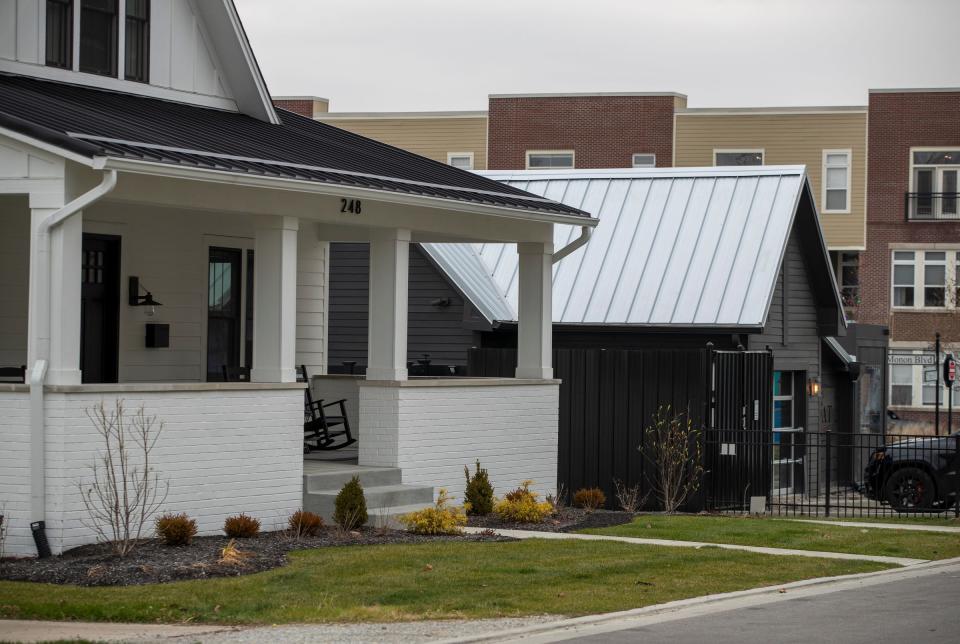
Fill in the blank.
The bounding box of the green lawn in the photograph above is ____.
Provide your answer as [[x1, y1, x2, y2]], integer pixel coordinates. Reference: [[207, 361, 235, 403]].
[[0, 540, 887, 625], [581, 515, 960, 560], [800, 515, 960, 527]]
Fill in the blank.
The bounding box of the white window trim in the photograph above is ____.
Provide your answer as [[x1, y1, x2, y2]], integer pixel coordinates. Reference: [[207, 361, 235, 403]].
[[890, 248, 960, 311], [713, 148, 765, 167], [908, 146, 960, 192], [525, 150, 575, 170], [631, 153, 656, 168], [821, 149, 852, 214], [446, 152, 474, 170]]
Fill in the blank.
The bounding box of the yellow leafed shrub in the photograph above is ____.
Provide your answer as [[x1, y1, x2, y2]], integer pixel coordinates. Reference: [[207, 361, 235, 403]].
[[494, 480, 554, 523], [400, 489, 467, 535]]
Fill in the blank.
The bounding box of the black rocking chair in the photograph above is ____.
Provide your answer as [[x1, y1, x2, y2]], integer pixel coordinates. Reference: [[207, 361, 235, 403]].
[[298, 365, 356, 452]]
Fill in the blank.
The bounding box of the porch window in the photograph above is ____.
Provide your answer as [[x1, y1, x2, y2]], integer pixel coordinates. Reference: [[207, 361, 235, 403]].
[[892, 251, 915, 307], [124, 0, 150, 82], [835, 251, 860, 307], [45, 0, 73, 69], [526, 151, 574, 169], [714, 150, 763, 166], [447, 152, 474, 170], [890, 364, 913, 406], [822, 150, 851, 213], [909, 149, 960, 220], [632, 153, 656, 168], [79, 0, 118, 77]]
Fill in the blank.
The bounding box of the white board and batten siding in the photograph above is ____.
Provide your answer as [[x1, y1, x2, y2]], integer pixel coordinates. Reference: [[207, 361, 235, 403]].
[[0, 386, 303, 557], [359, 381, 560, 502], [0, 0, 234, 107]]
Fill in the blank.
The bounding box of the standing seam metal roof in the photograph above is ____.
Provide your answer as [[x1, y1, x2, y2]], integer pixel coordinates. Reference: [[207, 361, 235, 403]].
[[422, 167, 819, 328]]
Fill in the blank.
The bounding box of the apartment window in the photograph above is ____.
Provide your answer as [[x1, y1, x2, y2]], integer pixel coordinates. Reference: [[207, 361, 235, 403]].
[[923, 251, 947, 307], [910, 149, 960, 219], [714, 150, 763, 166], [632, 153, 656, 168], [45, 0, 74, 69], [835, 251, 860, 307], [773, 371, 795, 430], [79, 0, 119, 77], [124, 0, 150, 82], [822, 150, 851, 213], [447, 152, 474, 170], [890, 364, 914, 406], [526, 151, 574, 169], [892, 251, 915, 307]]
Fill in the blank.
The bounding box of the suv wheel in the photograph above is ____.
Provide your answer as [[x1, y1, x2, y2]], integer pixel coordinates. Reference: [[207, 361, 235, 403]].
[[883, 467, 935, 511]]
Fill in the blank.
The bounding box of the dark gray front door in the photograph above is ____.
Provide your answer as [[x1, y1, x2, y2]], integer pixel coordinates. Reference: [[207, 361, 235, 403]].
[[80, 234, 120, 383]]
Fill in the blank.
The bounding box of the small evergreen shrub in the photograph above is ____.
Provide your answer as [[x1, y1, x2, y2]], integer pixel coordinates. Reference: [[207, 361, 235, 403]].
[[494, 480, 554, 523], [573, 487, 607, 510], [400, 489, 467, 535], [463, 460, 494, 516], [155, 513, 197, 546], [288, 510, 324, 537], [223, 513, 261, 538], [334, 476, 368, 530]]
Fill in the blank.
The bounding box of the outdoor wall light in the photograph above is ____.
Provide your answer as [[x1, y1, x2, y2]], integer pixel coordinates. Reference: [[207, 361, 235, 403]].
[[807, 377, 821, 397], [129, 276, 162, 317]]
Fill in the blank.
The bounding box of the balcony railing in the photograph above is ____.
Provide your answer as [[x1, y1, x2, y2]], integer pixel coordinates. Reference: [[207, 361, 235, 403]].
[[905, 192, 960, 221]]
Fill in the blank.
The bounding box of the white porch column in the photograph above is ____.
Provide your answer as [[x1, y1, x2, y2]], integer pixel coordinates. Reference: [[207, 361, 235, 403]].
[[516, 242, 554, 380], [366, 228, 410, 381], [28, 195, 83, 386], [251, 216, 299, 383]]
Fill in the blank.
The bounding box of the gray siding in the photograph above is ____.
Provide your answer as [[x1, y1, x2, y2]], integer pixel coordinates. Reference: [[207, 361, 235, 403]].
[[327, 243, 479, 370], [749, 227, 823, 432]]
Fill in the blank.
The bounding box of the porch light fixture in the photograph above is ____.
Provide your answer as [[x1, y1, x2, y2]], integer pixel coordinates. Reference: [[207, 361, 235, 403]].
[[129, 276, 162, 317], [807, 377, 821, 397]]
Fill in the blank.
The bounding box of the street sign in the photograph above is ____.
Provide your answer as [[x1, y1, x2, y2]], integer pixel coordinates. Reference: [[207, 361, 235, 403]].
[[944, 354, 957, 385], [888, 353, 937, 366]]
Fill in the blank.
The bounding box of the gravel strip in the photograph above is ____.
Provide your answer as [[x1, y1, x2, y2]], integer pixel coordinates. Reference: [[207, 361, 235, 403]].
[[192, 616, 566, 644]]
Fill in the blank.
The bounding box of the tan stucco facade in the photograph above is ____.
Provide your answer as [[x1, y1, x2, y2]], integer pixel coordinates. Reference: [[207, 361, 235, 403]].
[[316, 112, 489, 170], [674, 109, 868, 249]]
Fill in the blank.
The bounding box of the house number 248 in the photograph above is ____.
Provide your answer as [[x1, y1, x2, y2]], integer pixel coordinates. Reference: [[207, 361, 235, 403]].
[[340, 198, 362, 214]]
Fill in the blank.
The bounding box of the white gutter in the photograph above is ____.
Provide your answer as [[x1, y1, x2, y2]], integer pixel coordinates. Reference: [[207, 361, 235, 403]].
[[552, 225, 592, 264], [30, 169, 118, 524]]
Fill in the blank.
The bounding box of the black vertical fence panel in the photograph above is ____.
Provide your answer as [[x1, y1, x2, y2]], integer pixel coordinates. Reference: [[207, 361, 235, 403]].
[[469, 346, 708, 508]]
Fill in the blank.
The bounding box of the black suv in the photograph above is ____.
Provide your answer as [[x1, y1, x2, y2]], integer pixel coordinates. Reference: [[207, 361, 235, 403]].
[[864, 431, 960, 511]]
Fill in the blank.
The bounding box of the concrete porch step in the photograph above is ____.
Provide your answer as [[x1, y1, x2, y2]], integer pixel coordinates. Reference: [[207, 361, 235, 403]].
[[304, 483, 435, 520], [303, 461, 402, 493]]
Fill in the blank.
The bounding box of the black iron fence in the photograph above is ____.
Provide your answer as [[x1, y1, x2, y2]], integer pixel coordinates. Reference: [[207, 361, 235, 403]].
[[905, 192, 960, 221], [705, 429, 960, 517]]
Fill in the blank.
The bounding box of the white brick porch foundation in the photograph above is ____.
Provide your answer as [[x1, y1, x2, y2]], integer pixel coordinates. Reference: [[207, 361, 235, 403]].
[[358, 379, 560, 502], [0, 383, 303, 557]]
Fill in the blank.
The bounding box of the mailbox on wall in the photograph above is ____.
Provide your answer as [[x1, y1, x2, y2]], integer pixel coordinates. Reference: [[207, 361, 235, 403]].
[[145, 323, 169, 348]]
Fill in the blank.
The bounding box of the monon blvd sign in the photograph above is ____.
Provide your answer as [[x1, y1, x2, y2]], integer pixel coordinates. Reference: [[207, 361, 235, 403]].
[[888, 353, 937, 366]]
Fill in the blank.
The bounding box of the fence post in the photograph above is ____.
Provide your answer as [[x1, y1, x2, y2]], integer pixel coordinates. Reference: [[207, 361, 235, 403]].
[[824, 429, 832, 518]]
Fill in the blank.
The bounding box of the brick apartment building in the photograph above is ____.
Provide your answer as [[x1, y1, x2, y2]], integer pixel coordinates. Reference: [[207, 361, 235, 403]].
[[862, 89, 960, 430], [486, 93, 684, 170]]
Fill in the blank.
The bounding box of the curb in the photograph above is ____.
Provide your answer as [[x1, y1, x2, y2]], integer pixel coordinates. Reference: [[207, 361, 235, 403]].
[[438, 556, 960, 643]]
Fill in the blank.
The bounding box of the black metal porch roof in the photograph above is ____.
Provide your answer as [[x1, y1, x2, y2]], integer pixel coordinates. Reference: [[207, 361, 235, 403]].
[[0, 74, 589, 219]]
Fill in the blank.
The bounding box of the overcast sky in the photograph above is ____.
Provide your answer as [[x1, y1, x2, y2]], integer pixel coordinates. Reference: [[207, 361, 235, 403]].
[[234, 0, 960, 112]]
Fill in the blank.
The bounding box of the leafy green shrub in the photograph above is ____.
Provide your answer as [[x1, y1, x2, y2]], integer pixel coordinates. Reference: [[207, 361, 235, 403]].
[[573, 487, 607, 510], [288, 510, 324, 537], [400, 489, 467, 535], [223, 513, 261, 538], [334, 476, 368, 530], [494, 480, 554, 523], [464, 460, 494, 516], [155, 512, 197, 546]]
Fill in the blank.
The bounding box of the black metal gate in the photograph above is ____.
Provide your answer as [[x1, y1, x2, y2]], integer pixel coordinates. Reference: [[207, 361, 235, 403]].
[[703, 348, 774, 510]]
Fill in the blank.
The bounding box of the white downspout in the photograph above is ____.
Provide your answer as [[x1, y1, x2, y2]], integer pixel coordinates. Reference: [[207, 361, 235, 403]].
[[30, 170, 118, 527], [552, 225, 592, 264]]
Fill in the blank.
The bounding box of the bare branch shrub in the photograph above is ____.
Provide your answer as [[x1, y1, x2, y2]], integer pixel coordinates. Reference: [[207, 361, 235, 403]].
[[0, 508, 7, 568], [546, 482, 568, 513], [640, 405, 704, 513], [613, 479, 649, 514], [77, 400, 169, 557]]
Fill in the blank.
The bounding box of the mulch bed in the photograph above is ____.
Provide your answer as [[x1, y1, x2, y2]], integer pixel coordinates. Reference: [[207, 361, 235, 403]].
[[0, 528, 513, 588], [467, 508, 635, 533]]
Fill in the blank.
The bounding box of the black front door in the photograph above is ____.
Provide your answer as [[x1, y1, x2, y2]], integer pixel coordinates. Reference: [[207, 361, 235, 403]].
[[80, 234, 121, 383], [206, 247, 253, 382]]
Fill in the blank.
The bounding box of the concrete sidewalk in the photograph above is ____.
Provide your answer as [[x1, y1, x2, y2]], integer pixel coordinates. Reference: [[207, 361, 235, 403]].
[[0, 619, 233, 643], [461, 527, 927, 566]]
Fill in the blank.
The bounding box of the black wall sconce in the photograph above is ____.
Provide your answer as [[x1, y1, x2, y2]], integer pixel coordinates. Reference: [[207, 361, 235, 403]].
[[807, 377, 821, 397], [129, 276, 162, 317]]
